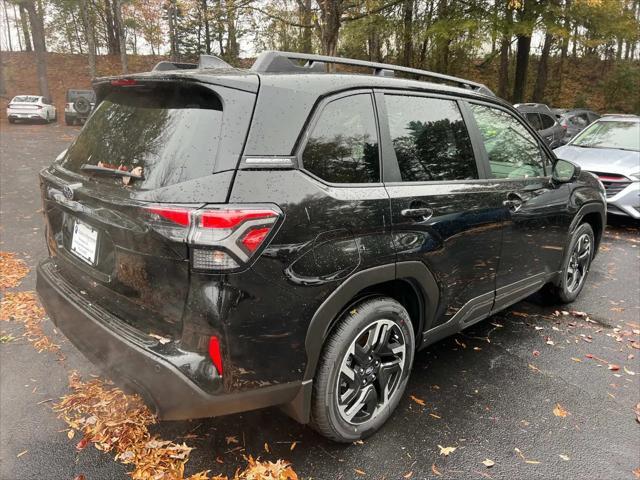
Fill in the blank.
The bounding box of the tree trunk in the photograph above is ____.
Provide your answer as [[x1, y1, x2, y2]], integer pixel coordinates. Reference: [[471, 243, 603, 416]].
[[318, 0, 342, 60], [22, 0, 50, 99], [225, 0, 239, 60], [0, 50, 6, 96], [167, 0, 178, 61], [113, 0, 128, 73], [512, 34, 531, 103], [299, 0, 312, 53], [80, 0, 97, 79], [202, 0, 211, 54], [3, 0, 14, 51], [532, 32, 552, 102], [70, 10, 84, 54], [104, 0, 119, 54], [498, 37, 510, 99], [12, 4, 22, 50], [19, 4, 32, 51], [402, 0, 413, 67]]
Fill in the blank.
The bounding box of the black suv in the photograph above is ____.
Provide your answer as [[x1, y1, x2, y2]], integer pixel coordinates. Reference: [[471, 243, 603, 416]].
[[37, 51, 606, 442]]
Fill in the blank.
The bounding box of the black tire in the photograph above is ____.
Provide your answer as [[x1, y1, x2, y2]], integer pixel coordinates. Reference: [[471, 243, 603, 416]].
[[8, 118, 15, 124], [547, 223, 595, 303], [310, 296, 415, 442]]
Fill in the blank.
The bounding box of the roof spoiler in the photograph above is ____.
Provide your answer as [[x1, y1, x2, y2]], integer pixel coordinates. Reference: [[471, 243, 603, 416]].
[[251, 51, 494, 96]]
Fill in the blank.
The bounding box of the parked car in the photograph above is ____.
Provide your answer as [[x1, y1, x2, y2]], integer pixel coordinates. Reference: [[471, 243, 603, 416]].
[[551, 108, 568, 119], [554, 115, 640, 219], [6, 95, 56, 123], [65, 89, 96, 125], [558, 109, 600, 145], [37, 52, 606, 443], [514, 103, 566, 148]]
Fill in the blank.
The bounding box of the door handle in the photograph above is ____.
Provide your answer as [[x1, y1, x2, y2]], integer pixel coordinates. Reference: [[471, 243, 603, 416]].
[[503, 192, 524, 212], [401, 207, 434, 220]]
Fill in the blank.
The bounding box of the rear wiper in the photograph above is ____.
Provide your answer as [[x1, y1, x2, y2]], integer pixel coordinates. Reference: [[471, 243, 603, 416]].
[[80, 164, 144, 179]]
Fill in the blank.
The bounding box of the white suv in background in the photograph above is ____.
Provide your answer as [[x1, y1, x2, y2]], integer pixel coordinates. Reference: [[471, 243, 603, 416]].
[[7, 95, 57, 123]]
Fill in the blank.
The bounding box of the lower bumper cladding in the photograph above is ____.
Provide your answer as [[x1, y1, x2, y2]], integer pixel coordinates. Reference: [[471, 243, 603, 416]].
[[36, 259, 304, 421]]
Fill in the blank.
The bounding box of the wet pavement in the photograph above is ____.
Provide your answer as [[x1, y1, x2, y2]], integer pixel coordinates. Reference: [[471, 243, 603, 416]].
[[1, 121, 639, 480]]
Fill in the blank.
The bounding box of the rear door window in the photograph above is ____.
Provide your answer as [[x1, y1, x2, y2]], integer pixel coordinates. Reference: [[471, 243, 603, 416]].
[[384, 95, 477, 181], [59, 84, 223, 190], [301, 94, 380, 183], [525, 112, 543, 130], [540, 114, 556, 129]]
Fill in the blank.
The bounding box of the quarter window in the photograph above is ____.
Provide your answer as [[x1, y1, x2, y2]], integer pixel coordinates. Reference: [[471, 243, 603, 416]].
[[470, 104, 545, 179], [525, 112, 543, 130], [302, 94, 380, 183], [384, 95, 477, 182], [540, 114, 556, 129]]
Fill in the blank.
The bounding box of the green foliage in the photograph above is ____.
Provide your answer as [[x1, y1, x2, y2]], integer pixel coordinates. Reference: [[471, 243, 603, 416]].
[[603, 63, 640, 113]]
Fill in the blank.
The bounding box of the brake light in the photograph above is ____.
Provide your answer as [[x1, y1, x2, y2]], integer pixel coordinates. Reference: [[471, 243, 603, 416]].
[[111, 78, 138, 86], [143, 204, 281, 271], [208, 336, 223, 375]]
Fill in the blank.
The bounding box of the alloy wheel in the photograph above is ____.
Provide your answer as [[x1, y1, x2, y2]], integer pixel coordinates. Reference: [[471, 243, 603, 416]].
[[335, 319, 407, 425], [566, 233, 591, 293]]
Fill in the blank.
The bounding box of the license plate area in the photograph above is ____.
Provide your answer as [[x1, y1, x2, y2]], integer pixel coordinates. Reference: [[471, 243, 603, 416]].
[[70, 220, 99, 265]]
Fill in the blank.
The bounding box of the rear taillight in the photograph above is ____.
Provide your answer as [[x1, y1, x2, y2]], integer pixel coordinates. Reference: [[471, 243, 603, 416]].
[[111, 78, 138, 86], [143, 204, 282, 272], [208, 336, 223, 375]]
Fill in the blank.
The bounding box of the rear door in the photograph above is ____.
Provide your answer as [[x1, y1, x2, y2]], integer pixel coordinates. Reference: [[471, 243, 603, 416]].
[[40, 79, 257, 339], [378, 91, 504, 330], [465, 101, 572, 311]]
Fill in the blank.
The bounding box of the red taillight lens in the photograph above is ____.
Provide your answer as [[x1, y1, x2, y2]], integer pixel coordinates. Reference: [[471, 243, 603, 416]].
[[208, 336, 223, 375], [146, 206, 191, 226], [111, 78, 138, 86], [143, 204, 281, 271], [200, 209, 278, 229]]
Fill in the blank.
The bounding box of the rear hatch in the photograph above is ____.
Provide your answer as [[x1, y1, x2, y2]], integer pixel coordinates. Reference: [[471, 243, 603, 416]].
[[40, 76, 258, 339], [10, 95, 42, 114]]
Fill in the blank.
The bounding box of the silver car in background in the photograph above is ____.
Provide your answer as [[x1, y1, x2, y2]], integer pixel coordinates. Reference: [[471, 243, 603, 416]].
[[554, 115, 640, 219]]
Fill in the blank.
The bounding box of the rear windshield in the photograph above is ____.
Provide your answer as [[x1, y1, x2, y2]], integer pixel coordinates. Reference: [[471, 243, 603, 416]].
[[12, 96, 40, 103], [59, 83, 223, 190], [572, 120, 640, 152]]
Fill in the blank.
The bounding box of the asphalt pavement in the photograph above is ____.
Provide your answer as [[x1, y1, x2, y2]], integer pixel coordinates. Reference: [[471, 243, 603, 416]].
[[1, 121, 639, 480]]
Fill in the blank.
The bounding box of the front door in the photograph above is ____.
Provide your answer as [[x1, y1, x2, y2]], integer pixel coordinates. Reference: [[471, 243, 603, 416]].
[[377, 92, 505, 331], [466, 102, 572, 311]]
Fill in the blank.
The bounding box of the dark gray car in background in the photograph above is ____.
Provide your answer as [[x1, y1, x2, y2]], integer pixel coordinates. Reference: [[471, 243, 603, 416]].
[[515, 103, 566, 148], [558, 109, 600, 145]]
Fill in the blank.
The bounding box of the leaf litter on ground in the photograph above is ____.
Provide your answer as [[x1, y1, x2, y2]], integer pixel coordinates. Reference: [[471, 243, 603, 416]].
[[0, 251, 30, 289], [0, 291, 59, 353], [53, 372, 297, 479]]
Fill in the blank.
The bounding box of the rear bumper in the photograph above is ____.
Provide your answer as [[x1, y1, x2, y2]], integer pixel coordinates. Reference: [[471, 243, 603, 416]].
[[36, 259, 304, 421], [8, 111, 46, 120]]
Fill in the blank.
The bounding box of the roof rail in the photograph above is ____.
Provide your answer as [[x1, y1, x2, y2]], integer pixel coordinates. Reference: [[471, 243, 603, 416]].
[[152, 55, 233, 72], [251, 51, 494, 96]]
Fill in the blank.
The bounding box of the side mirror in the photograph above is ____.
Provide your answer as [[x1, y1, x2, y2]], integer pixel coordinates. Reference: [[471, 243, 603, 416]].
[[553, 159, 581, 183]]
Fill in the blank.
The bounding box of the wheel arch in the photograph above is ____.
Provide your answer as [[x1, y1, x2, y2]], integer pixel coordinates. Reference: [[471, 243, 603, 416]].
[[302, 261, 439, 383], [569, 202, 605, 257]]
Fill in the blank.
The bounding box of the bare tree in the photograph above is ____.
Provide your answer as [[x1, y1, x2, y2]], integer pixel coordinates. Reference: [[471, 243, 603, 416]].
[[19, 0, 50, 99], [80, 0, 97, 79], [113, 0, 128, 72]]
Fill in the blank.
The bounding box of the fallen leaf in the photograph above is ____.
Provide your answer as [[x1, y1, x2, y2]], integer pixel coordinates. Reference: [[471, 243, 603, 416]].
[[633, 467, 640, 479], [482, 459, 495, 468], [559, 454, 570, 461], [76, 437, 90, 451], [67, 429, 75, 440], [553, 403, 569, 418], [264, 442, 270, 453], [225, 435, 239, 445], [410, 395, 426, 406], [525, 460, 541, 464], [608, 364, 620, 371], [403, 471, 413, 478], [354, 468, 366, 476], [16, 450, 28, 458], [290, 441, 297, 451], [532, 350, 541, 357], [511, 311, 529, 317], [431, 464, 442, 476], [571, 357, 582, 362], [73, 475, 86, 480], [0, 252, 29, 289], [438, 445, 456, 456], [429, 413, 441, 419]]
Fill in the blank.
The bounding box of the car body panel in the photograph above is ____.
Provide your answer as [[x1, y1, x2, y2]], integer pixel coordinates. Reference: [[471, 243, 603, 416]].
[[7, 95, 56, 122]]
